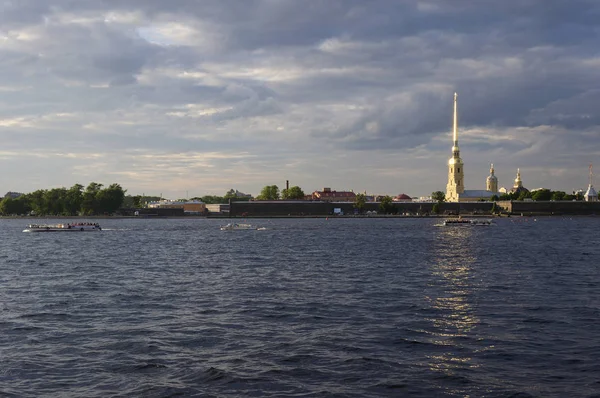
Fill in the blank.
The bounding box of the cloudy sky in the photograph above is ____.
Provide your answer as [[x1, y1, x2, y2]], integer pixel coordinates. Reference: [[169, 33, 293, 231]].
[[1, 0, 599, 198]]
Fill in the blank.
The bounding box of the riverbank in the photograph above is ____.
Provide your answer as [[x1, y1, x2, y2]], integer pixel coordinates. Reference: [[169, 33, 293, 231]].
[[5, 213, 599, 220]]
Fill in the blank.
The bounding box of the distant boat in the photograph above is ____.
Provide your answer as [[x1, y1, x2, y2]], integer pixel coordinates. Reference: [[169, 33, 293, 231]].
[[220, 223, 259, 231], [470, 219, 493, 226], [23, 223, 102, 232], [442, 218, 492, 226], [442, 218, 472, 226]]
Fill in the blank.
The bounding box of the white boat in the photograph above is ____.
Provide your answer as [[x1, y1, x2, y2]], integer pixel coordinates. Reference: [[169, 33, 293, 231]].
[[23, 223, 102, 232], [442, 218, 492, 226], [220, 223, 258, 231], [470, 219, 492, 226]]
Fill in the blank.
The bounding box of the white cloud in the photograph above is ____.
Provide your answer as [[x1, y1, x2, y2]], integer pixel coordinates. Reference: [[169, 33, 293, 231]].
[[0, 0, 598, 197]]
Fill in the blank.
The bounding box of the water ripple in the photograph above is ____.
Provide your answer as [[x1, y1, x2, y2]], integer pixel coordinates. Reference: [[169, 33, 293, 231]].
[[0, 217, 598, 397]]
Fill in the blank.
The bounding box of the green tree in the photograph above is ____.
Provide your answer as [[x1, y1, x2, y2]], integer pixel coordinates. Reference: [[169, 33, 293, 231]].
[[64, 184, 83, 215], [81, 182, 103, 215], [0, 197, 14, 215], [551, 191, 566, 201], [532, 189, 552, 201], [282, 186, 305, 200], [132, 195, 142, 208], [27, 189, 48, 215], [224, 189, 237, 200], [0, 197, 30, 215], [379, 195, 394, 214], [499, 193, 512, 201], [44, 187, 68, 215], [432, 191, 445, 202], [491, 194, 499, 202], [257, 185, 280, 200], [96, 183, 126, 214], [353, 193, 366, 212], [517, 190, 531, 201], [222, 189, 251, 201], [432, 203, 440, 214], [200, 195, 226, 204]]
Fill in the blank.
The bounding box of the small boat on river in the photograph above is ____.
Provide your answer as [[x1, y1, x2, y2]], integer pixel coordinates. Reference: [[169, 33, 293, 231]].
[[470, 219, 493, 226], [220, 223, 259, 231], [23, 223, 102, 232], [442, 218, 492, 226]]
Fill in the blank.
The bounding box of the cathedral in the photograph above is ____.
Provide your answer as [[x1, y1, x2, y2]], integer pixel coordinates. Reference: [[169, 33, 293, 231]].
[[510, 168, 529, 195], [445, 93, 499, 202]]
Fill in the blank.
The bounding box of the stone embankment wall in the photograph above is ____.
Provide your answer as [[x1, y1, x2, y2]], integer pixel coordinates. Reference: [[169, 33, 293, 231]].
[[496, 201, 600, 215], [117, 200, 600, 217], [118, 208, 185, 217], [229, 201, 494, 217]]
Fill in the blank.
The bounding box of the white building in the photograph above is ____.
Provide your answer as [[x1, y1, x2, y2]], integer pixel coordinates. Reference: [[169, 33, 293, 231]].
[[585, 164, 598, 202]]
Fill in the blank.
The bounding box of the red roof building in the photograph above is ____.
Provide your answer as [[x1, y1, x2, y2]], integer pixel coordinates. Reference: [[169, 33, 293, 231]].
[[312, 187, 356, 202], [393, 193, 412, 202]]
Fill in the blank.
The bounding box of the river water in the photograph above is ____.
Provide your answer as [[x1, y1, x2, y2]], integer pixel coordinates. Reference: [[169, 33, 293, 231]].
[[0, 217, 598, 397]]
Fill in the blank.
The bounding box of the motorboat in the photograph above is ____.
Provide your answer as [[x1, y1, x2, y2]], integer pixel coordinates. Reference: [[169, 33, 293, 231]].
[[470, 219, 492, 226], [442, 218, 492, 226], [442, 218, 472, 226], [23, 223, 102, 232], [220, 223, 257, 231]]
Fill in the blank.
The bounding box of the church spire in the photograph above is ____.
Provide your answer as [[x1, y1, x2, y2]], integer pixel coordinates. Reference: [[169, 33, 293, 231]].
[[453, 92, 458, 148], [514, 168, 522, 188], [446, 92, 464, 201], [589, 163, 594, 187]]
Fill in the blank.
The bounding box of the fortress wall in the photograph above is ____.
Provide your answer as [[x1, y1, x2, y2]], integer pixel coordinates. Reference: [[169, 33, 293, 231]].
[[508, 201, 600, 215], [229, 201, 494, 216]]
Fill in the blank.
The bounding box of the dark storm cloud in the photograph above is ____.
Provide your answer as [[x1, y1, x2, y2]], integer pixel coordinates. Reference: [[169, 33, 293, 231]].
[[1, 0, 599, 195]]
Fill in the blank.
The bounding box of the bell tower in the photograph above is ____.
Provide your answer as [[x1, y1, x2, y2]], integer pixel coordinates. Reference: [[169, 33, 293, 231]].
[[486, 163, 498, 193], [513, 168, 523, 189], [446, 92, 464, 202]]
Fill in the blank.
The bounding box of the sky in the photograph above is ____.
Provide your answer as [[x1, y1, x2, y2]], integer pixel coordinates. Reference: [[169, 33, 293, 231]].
[[1, 0, 599, 199]]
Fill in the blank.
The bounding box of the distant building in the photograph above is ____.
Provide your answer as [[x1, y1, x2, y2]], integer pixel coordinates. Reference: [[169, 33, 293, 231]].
[[312, 187, 356, 202], [393, 194, 412, 202], [585, 164, 597, 202], [234, 190, 252, 199], [147, 199, 206, 214], [510, 169, 529, 196], [413, 196, 435, 202], [4, 192, 23, 199], [205, 204, 230, 214], [486, 164, 498, 193], [584, 187, 597, 202]]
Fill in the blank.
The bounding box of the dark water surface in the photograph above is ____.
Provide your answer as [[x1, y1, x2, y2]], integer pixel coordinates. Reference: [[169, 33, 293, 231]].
[[1, 217, 599, 397]]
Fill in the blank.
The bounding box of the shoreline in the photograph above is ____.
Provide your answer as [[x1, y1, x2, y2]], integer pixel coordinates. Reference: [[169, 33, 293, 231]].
[[3, 213, 597, 220]]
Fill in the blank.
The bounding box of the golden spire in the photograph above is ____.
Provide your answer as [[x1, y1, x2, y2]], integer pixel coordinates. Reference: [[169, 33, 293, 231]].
[[453, 92, 458, 147], [514, 168, 522, 187]]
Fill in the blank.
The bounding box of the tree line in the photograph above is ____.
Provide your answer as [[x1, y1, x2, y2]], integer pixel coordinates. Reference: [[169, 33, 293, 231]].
[[255, 185, 306, 200], [497, 189, 583, 201], [431, 189, 585, 203], [0, 183, 125, 216], [123, 185, 310, 204]]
